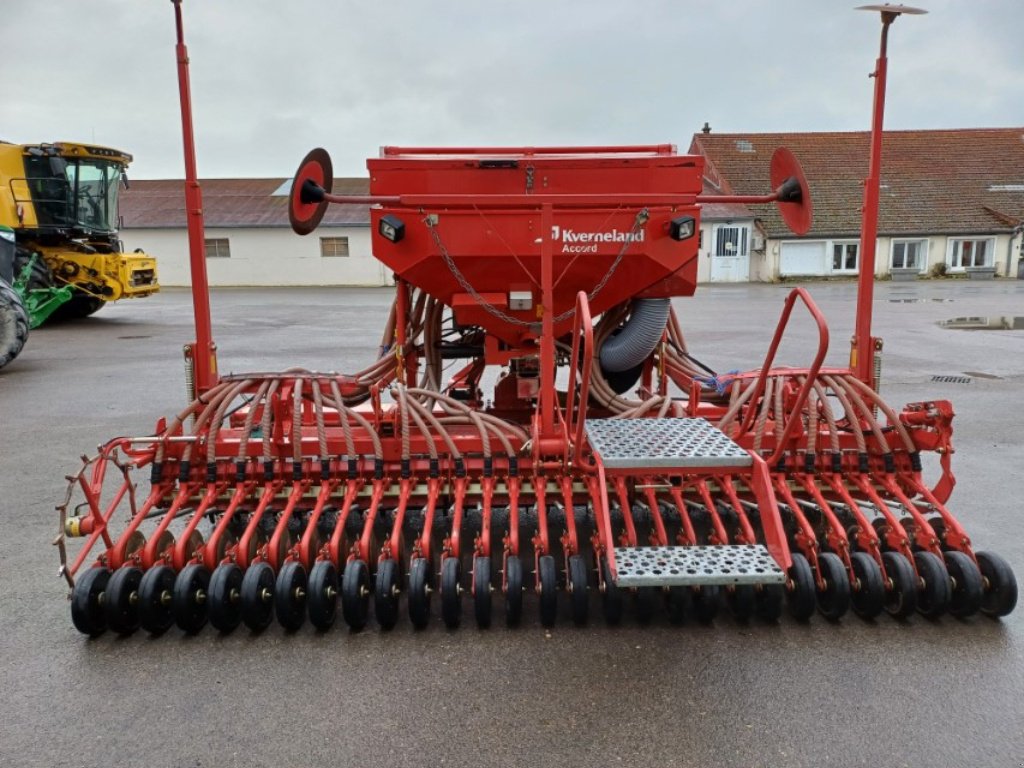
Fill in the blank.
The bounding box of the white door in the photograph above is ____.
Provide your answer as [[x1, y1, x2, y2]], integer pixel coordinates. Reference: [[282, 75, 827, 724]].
[[780, 241, 828, 276], [710, 224, 751, 282]]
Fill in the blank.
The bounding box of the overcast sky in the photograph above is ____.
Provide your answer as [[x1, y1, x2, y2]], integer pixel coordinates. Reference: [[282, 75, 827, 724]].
[[6, 0, 1023, 179]]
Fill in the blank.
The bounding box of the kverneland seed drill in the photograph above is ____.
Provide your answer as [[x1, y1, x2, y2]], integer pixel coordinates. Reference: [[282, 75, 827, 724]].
[[56, 2, 1016, 636]]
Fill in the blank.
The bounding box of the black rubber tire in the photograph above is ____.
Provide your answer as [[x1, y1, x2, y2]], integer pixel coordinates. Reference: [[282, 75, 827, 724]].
[[504, 555, 523, 627], [944, 551, 984, 619], [882, 551, 918, 618], [71, 567, 111, 637], [240, 562, 276, 631], [666, 586, 691, 625], [913, 551, 951, 618], [727, 584, 756, 622], [976, 551, 1018, 618], [50, 291, 104, 321], [634, 586, 659, 624], [472, 556, 492, 629], [138, 564, 176, 635], [600, 557, 624, 625], [341, 559, 371, 631], [538, 555, 558, 627], [208, 563, 244, 633], [787, 553, 816, 622], [13, 247, 54, 289], [105, 566, 144, 635], [408, 557, 432, 629], [274, 561, 307, 632], [173, 563, 211, 634], [692, 585, 720, 624], [374, 558, 400, 630], [307, 560, 339, 631], [815, 552, 851, 621], [440, 557, 462, 629], [0, 280, 29, 371], [568, 555, 589, 625], [849, 552, 885, 620], [754, 584, 785, 623]]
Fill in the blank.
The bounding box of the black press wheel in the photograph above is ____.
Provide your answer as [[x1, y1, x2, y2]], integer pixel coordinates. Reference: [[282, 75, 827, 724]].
[[666, 586, 692, 625], [726, 584, 756, 622], [691, 584, 720, 624], [341, 559, 371, 631], [240, 562, 276, 631], [138, 564, 176, 635], [913, 550, 951, 618], [209, 563, 244, 633], [275, 561, 308, 632], [504, 555, 523, 627], [881, 551, 918, 619], [538, 555, 558, 627], [408, 557, 432, 629], [815, 552, 851, 622], [849, 552, 885, 620], [472, 556, 492, 629], [104, 566, 144, 635], [634, 586, 659, 624], [976, 551, 1018, 618], [440, 557, 462, 629], [600, 557, 624, 625], [173, 563, 211, 634], [943, 551, 984, 619], [71, 567, 111, 637], [567, 555, 589, 625], [754, 583, 785, 622], [374, 558, 400, 630], [786, 552, 816, 622], [307, 560, 339, 631]]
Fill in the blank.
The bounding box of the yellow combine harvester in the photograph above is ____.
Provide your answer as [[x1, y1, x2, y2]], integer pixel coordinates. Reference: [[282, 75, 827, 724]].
[[0, 141, 159, 368]]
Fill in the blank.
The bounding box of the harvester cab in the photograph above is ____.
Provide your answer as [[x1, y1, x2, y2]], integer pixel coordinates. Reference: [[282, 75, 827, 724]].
[[54, 1, 1016, 637]]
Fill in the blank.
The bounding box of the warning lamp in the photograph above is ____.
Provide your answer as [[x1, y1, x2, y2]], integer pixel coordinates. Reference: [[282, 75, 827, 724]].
[[669, 215, 696, 241], [379, 215, 406, 243]]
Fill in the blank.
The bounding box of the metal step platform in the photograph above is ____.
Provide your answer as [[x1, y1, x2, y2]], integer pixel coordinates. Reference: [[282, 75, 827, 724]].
[[585, 417, 752, 469], [612, 544, 787, 587]]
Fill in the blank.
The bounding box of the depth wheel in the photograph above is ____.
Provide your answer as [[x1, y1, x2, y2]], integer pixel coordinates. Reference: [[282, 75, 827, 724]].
[[568, 555, 588, 625], [472, 556, 492, 629], [787, 553, 816, 622], [71, 567, 111, 637], [307, 561, 339, 631], [341, 559, 371, 631], [408, 558, 432, 629], [944, 551, 983, 619], [666, 586, 691, 625], [913, 551, 951, 618], [173, 564, 211, 634], [241, 562, 275, 631], [504, 555, 523, 627], [635, 587, 659, 624], [440, 557, 462, 629], [849, 552, 885, 620], [755, 584, 785, 622], [600, 557, 624, 625], [138, 565, 176, 635], [374, 558, 400, 630], [881, 551, 917, 619], [976, 551, 1018, 618], [105, 566, 143, 635], [209, 563, 244, 633], [275, 561, 307, 632], [726, 584, 756, 622], [691, 585, 720, 624], [815, 552, 851, 621], [538, 555, 558, 627]]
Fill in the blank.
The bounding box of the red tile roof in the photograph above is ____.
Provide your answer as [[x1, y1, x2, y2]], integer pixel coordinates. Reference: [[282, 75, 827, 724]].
[[120, 178, 370, 228], [689, 128, 1024, 238]]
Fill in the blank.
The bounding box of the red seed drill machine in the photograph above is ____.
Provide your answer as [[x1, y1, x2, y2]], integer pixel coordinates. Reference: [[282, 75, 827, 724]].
[[56, 3, 1016, 635]]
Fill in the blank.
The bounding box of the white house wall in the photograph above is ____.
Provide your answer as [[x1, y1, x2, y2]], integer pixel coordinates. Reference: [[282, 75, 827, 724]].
[[121, 226, 387, 287]]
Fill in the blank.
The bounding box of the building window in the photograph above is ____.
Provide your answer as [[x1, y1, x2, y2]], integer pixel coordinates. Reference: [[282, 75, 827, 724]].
[[892, 239, 927, 271], [714, 226, 749, 257], [832, 241, 859, 273], [320, 236, 350, 257], [204, 238, 230, 258], [949, 238, 992, 269]]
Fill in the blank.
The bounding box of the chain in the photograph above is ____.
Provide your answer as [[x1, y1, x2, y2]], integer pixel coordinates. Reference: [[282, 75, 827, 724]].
[[424, 207, 649, 329]]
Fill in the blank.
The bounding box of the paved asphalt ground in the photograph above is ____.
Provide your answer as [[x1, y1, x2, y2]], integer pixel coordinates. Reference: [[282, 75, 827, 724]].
[[1, 279, 1022, 768]]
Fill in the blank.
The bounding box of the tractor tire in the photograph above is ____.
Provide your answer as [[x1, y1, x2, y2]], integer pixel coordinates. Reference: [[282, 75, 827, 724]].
[[13, 247, 54, 289], [0, 280, 29, 370], [50, 292, 104, 321]]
